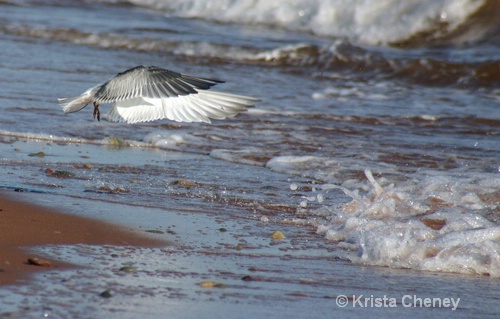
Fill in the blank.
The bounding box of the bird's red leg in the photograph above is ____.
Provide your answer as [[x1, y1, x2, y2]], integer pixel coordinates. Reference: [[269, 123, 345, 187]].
[[93, 102, 101, 121]]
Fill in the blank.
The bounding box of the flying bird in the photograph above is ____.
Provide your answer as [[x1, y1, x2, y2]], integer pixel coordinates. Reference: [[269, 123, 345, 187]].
[[58, 65, 259, 124]]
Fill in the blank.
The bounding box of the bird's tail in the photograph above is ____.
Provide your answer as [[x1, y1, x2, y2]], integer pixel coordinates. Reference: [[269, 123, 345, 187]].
[[58, 92, 94, 114]]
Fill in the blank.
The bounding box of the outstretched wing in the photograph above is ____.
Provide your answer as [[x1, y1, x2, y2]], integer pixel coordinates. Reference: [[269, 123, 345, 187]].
[[93, 65, 224, 104], [107, 91, 259, 124]]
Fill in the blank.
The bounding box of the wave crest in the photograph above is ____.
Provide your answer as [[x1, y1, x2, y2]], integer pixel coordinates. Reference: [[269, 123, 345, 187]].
[[126, 0, 498, 46]]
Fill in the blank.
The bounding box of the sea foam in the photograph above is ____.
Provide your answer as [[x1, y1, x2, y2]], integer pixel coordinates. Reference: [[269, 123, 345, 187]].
[[268, 154, 500, 277], [321, 170, 500, 277]]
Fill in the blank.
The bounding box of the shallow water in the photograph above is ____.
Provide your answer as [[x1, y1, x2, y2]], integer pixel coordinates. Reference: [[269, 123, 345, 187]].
[[0, 0, 499, 317]]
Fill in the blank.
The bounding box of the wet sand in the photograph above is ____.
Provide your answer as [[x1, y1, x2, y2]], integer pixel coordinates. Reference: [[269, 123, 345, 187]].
[[0, 191, 167, 286], [1, 189, 499, 318]]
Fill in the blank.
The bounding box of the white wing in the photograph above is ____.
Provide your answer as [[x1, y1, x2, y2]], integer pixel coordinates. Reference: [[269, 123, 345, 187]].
[[107, 91, 258, 124]]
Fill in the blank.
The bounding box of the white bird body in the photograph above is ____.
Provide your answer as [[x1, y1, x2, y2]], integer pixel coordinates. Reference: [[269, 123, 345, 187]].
[[59, 65, 259, 124]]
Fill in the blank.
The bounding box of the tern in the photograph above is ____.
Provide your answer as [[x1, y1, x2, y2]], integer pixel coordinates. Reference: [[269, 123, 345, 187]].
[[59, 65, 259, 124]]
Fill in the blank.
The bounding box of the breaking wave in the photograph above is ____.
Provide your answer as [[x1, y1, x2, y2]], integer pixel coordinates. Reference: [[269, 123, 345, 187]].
[[123, 0, 499, 46]]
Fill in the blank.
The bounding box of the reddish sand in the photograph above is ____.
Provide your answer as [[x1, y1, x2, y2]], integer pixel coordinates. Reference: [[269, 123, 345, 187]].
[[0, 191, 168, 285]]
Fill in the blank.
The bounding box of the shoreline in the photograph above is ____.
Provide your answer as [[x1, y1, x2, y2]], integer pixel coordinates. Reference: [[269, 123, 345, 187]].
[[1, 188, 499, 318], [0, 190, 168, 286]]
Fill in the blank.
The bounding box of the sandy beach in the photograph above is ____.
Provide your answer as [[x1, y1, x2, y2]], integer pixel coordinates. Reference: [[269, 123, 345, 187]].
[[0, 191, 167, 286]]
